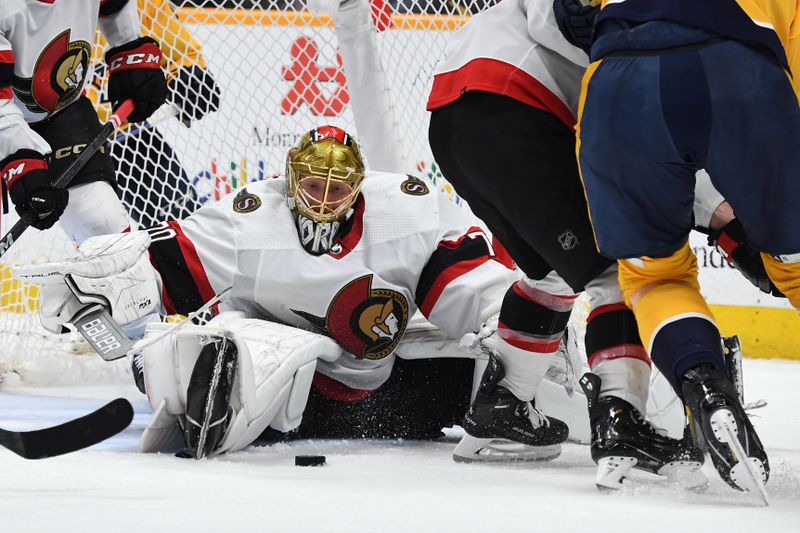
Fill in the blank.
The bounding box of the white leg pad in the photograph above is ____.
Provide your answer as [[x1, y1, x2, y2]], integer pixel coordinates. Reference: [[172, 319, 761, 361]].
[[139, 311, 342, 454]]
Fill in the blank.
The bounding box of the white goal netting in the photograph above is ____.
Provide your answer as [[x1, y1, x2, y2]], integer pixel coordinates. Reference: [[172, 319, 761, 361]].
[[1, 0, 501, 385]]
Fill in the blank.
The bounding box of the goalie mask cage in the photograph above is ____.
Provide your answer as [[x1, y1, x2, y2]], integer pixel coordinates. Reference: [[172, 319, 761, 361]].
[[0, 0, 499, 384]]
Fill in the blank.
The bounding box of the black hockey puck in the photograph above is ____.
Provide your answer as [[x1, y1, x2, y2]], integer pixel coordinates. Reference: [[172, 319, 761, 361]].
[[295, 455, 326, 467]]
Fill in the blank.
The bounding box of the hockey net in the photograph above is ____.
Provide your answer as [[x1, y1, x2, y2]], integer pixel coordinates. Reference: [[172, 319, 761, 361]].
[[0, 0, 589, 386]]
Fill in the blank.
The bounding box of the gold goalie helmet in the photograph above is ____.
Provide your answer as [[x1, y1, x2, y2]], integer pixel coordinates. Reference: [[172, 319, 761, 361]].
[[287, 126, 366, 255]]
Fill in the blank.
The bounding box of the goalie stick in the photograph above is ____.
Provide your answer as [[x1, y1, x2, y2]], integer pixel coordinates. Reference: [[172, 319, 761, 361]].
[[0, 398, 134, 459], [0, 99, 135, 259]]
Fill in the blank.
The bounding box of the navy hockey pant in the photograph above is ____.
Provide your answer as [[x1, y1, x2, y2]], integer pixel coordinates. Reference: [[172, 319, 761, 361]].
[[578, 36, 800, 259]]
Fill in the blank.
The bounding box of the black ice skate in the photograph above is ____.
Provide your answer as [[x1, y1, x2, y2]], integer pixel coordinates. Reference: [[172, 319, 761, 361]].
[[579, 373, 706, 491], [453, 355, 568, 463], [681, 364, 769, 502]]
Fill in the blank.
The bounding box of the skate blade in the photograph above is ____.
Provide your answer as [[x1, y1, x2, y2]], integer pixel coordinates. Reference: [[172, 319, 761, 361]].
[[657, 461, 708, 491], [595, 456, 636, 491], [452, 434, 561, 463], [710, 409, 769, 505]]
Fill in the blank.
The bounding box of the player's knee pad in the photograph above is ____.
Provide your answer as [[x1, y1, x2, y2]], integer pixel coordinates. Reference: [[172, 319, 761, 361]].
[[139, 312, 343, 456], [61, 181, 133, 243], [762, 253, 800, 309]]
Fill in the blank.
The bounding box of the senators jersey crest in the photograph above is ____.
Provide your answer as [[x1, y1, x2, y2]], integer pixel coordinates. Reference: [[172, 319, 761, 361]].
[[13, 30, 91, 116], [292, 275, 410, 360]]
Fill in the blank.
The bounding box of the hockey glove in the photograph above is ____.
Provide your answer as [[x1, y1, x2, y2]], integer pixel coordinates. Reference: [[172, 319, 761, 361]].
[[105, 37, 168, 123], [553, 0, 599, 55], [2, 149, 68, 230], [708, 218, 785, 298], [168, 65, 221, 126]]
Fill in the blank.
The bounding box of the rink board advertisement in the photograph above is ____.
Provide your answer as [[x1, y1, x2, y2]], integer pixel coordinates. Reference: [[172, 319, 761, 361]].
[[1, 10, 798, 360]]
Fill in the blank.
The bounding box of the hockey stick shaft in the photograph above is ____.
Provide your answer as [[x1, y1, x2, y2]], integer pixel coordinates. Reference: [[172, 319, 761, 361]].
[[0, 99, 135, 259], [0, 398, 134, 459]]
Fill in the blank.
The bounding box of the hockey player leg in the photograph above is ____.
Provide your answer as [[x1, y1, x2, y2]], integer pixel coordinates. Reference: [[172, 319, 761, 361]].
[[619, 246, 769, 497], [139, 312, 343, 457], [454, 273, 573, 462], [582, 266, 705, 490], [60, 181, 134, 244]]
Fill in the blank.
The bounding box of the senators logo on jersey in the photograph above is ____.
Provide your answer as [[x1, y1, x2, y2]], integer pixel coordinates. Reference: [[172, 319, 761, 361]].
[[13, 30, 91, 116], [292, 275, 409, 360]]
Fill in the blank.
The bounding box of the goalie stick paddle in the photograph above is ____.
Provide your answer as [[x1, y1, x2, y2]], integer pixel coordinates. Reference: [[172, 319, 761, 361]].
[[0, 99, 135, 259], [0, 398, 134, 460]]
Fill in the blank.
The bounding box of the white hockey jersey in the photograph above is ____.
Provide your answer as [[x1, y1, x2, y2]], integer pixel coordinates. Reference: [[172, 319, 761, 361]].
[[427, 0, 588, 128], [146, 173, 517, 392], [0, 0, 140, 160]]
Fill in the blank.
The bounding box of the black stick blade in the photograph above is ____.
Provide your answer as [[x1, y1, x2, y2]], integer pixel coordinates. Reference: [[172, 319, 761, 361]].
[[0, 398, 134, 459]]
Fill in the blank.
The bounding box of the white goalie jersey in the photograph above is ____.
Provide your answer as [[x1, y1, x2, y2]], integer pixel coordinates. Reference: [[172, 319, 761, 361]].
[[146, 172, 517, 391], [0, 0, 139, 160]]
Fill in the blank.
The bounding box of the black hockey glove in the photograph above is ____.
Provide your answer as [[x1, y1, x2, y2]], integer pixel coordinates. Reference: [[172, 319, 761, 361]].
[[168, 65, 221, 126], [708, 218, 785, 298], [553, 0, 599, 55], [105, 37, 168, 123], [2, 149, 68, 230]]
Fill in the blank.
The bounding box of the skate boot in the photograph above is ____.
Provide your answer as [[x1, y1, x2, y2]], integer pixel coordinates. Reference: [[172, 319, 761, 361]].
[[580, 373, 706, 491], [453, 355, 568, 463], [681, 364, 769, 501]]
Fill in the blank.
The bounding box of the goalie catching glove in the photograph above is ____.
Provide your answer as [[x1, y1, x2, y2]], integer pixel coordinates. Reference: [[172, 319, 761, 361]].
[[12, 231, 162, 337]]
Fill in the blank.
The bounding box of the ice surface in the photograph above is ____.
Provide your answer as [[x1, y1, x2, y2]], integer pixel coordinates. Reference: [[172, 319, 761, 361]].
[[1, 359, 798, 533]]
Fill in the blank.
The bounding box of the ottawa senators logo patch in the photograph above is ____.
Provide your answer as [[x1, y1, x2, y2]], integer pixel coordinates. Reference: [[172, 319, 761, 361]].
[[232, 188, 262, 213], [13, 30, 91, 116], [291, 275, 409, 360], [400, 175, 429, 196]]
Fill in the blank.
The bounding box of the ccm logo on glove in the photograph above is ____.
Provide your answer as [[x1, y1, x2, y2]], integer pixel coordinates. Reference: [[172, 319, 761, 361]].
[[2, 158, 47, 187], [108, 49, 162, 73]]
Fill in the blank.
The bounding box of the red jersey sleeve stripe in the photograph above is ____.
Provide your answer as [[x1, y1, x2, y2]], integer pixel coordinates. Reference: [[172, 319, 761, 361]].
[[172, 221, 217, 306], [416, 227, 495, 317], [418, 255, 491, 317], [147, 221, 218, 316]]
